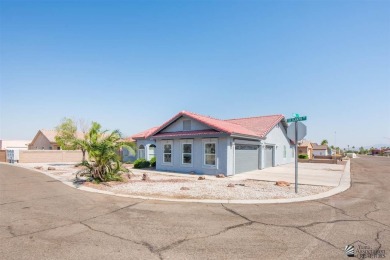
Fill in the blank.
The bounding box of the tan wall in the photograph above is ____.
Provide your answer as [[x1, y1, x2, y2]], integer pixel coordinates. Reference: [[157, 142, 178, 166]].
[[19, 150, 87, 163], [0, 150, 6, 162]]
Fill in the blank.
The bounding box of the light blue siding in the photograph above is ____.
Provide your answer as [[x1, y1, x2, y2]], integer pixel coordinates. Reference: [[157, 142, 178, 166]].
[[261, 122, 295, 167], [161, 116, 212, 132], [155, 137, 228, 175]]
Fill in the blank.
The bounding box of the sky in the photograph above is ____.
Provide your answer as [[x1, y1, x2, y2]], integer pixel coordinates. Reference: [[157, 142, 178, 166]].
[[0, 0, 389, 149]]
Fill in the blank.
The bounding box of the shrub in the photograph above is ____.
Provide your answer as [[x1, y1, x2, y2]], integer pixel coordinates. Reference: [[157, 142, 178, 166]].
[[133, 159, 150, 169], [150, 157, 156, 167], [298, 154, 309, 159]]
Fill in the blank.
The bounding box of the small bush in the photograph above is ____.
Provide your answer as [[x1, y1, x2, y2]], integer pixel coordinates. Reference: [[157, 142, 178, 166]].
[[133, 159, 150, 169], [150, 157, 156, 167], [298, 154, 309, 159]]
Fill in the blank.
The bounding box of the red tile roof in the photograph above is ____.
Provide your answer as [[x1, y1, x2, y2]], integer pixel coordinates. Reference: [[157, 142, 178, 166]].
[[153, 130, 225, 138], [146, 111, 285, 139], [225, 114, 285, 138], [131, 126, 159, 140]]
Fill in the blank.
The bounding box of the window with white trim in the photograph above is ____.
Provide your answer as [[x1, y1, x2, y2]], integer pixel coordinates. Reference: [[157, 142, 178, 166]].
[[181, 140, 193, 165], [283, 145, 286, 158], [204, 141, 217, 166], [138, 145, 145, 159], [163, 141, 173, 164], [148, 144, 156, 159]]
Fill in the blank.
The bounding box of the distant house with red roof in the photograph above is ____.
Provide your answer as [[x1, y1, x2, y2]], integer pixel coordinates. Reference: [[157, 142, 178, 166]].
[[131, 110, 295, 176]]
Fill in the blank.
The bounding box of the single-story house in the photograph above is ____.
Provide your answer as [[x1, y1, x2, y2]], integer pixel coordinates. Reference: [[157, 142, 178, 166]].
[[132, 111, 295, 176], [298, 140, 313, 159], [312, 143, 329, 156], [28, 129, 84, 150]]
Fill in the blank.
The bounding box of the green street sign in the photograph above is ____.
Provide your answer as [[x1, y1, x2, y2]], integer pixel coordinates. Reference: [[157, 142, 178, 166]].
[[287, 116, 307, 123]]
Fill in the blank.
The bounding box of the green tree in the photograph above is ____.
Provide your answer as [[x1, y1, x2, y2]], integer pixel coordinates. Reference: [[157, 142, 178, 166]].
[[321, 139, 328, 145], [55, 118, 88, 161], [55, 118, 78, 150], [76, 122, 130, 182]]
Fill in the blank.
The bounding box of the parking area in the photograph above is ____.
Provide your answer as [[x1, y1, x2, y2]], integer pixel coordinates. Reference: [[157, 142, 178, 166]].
[[230, 162, 347, 187]]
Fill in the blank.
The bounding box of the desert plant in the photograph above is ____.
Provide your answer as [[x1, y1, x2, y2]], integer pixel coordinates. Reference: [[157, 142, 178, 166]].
[[150, 157, 156, 167], [298, 154, 309, 159], [133, 159, 150, 169], [75, 122, 129, 182]]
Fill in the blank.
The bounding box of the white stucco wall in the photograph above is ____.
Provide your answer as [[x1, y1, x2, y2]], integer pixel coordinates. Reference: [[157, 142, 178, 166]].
[[313, 149, 328, 156], [136, 139, 156, 161], [0, 140, 30, 150]]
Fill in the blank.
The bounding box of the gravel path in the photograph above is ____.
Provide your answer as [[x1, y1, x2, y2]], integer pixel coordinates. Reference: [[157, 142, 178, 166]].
[[18, 163, 333, 200]]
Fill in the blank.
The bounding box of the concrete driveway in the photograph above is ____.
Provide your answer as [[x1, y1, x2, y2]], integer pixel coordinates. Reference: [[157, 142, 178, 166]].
[[1, 156, 389, 260], [231, 162, 346, 187]]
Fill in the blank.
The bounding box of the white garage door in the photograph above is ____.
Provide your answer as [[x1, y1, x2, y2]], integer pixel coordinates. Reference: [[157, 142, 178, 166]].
[[235, 145, 259, 174]]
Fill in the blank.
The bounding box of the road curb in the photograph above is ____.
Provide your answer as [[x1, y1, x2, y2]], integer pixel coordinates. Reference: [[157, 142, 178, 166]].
[[1, 160, 351, 204]]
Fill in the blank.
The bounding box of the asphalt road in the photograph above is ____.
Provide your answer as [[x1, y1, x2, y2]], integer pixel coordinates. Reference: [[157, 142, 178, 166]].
[[1, 156, 389, 260]]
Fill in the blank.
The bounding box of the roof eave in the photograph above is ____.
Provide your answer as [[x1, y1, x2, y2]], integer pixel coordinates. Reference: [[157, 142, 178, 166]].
[[230, 133, 263, 140]]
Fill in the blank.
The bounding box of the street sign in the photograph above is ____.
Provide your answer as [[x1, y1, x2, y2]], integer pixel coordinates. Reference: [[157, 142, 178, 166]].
[[287, 122, 307, 143], [287, 116, 307, 123]]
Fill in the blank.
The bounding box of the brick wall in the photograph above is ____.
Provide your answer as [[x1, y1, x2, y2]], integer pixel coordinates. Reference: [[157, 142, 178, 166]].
[[18, 150, 87, 163]]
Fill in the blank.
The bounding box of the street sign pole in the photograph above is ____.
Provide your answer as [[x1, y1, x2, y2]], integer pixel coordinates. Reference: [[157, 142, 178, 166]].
[[295, 121, 298, 193], [286, 114, 307, 194]]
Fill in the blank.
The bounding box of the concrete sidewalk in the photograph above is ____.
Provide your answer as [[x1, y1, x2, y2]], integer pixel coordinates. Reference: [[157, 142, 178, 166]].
[[230, 162, 346, 187]]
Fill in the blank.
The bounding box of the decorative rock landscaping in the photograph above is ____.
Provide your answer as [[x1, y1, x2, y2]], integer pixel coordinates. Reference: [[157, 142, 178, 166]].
[[17, 163, 333, 200]]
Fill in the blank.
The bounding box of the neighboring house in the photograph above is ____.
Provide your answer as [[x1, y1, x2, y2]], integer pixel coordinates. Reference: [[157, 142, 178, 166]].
[[121, 137, 137, 163], [298, 140, 313, 159], [312, 143, 329, 156], [132, 111, 295, 176], [28, 129, 84, 150], [0, 140, 30, 150]]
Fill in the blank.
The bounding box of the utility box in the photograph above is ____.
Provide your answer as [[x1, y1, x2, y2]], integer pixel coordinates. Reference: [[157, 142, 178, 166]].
[[6, 149, 20, 163]]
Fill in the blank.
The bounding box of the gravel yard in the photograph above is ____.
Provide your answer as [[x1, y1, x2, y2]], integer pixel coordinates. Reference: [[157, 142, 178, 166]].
[[19, 163, 333, 200]]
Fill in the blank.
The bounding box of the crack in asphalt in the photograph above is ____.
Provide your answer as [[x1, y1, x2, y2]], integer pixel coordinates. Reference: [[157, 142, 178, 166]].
[[363, 202, 390, 229], [80, 222, 162, 260], [220, 203, 347, 251], [315, 198, 390, 231], [0, 194, 73, 206], [3, 201, 144, 239], [0, 200, 25, 206], [373, 229, 385, 253], [315, 200, 357, 219], [80, 209, 255, 260]]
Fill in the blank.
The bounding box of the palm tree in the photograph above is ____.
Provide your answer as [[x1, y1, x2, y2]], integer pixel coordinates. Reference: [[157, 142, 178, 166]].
[[321, 139, 328, 145], [76, 122, 130, 182]]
